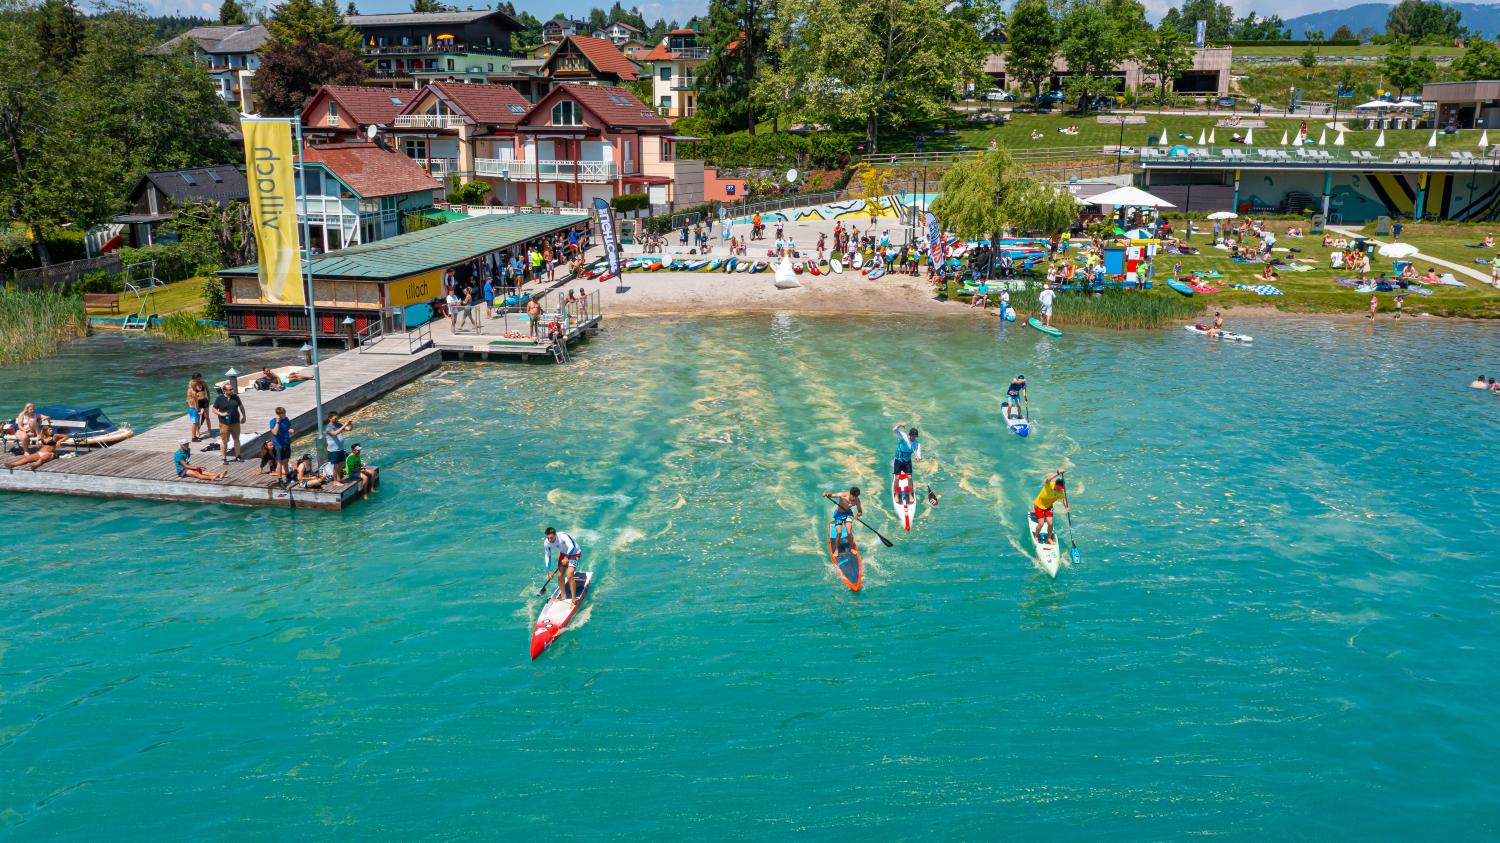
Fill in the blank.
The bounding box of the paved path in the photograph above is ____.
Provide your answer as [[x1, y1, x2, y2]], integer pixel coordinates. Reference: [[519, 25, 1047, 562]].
[[1329, 226, 1495, 285]]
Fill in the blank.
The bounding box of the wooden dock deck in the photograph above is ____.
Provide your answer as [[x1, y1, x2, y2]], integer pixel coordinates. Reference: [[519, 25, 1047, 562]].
[[1, 300, 602, 510]]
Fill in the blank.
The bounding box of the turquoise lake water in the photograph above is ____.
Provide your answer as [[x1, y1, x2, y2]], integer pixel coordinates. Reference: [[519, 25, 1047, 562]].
[[2, 318, 1498, 838]]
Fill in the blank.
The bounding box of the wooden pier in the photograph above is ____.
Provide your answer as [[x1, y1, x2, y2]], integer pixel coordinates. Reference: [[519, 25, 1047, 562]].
[[1, 300, 601, 510]]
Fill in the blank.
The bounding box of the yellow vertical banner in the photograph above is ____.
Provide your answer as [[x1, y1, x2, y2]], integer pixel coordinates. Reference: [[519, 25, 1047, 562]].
[[241, 118, 306, 305]]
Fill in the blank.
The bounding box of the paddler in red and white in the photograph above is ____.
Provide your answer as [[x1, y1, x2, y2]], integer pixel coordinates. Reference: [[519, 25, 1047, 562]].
[[1031, 469, 1070, 544], [892, 423, 921, 488], [542, 527, 583, 602]]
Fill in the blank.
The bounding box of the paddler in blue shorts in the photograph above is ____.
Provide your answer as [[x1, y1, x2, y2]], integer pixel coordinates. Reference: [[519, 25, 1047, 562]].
[[823, 488, 862, 553], [1007, 375, 1028, 408], [542, 527, 583, 602]]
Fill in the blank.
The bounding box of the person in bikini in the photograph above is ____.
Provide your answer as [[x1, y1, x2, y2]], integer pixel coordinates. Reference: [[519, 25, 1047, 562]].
[[7, 426, 66, 470]]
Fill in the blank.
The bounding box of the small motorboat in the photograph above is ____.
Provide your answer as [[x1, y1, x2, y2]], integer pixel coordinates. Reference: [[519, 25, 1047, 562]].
[[33, 405, 134, 447]]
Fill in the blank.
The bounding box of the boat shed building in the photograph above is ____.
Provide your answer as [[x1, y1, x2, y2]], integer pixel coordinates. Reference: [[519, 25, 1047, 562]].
[[216, 211, 590, 344]]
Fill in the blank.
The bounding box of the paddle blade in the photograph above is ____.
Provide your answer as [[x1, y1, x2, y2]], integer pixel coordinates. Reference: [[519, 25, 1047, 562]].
[[1070, 543, 1081, 566], [926, 486, 939, 507], [878, 532, 894, 548]]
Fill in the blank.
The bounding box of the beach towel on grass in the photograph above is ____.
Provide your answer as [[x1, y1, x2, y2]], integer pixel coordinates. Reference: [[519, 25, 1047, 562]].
[[1433, 274, 1466, 287], [1232, 283, 1283, 296]]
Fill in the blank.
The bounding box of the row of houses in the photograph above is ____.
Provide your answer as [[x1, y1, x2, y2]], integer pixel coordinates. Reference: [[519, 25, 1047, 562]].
[[114, 79, 737, 252], [160, 12, 712, 121]]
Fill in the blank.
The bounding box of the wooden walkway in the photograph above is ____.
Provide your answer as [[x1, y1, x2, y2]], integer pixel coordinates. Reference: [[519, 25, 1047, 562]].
[[1, 344, 441, 510], [2, 288, 604, 509]]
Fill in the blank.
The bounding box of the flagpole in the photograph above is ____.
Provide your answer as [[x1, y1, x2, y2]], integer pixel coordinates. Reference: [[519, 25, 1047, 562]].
[[293, 111, 328, 464]]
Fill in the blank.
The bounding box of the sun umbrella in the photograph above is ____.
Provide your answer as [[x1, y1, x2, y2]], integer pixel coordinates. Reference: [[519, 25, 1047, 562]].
[[1244, 127, 1253, 145], [1280, 130, 1289, 145], [1088, 185, 1176, 208], [1206, 211, 1237, 220], [1375, 129, 1386, 148], [1159, 129, 1169, 147], [1334, 130, 1345, 146], [1197, 129, 1206, 145], [1355, 100, 1390, 110], [1378, 242, 1420, 258], [1208, 128, 1216, 144], [1428, 130, 1438, 148], [1123, 228, 1152, 239], [1480, 129, 1490, 148], [1317, 128, 1327, 145]]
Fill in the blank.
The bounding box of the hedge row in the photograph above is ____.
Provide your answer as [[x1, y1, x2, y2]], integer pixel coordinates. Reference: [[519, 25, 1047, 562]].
[[1221, 39, 1361, 47]]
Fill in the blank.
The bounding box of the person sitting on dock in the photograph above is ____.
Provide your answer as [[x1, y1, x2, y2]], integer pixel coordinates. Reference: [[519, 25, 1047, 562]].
[[7, 426, 66, 470], [11, 403, 48, 453], [255, 367, 283, 391], [256, 440, 277, 475], [546, 316, 564, 348], [291, 454, 325, 489], [345, 444, 377, 496], [174, 440, 226, 481]]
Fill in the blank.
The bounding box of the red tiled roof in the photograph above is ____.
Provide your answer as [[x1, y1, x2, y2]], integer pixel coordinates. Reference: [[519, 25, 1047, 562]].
[[301, 142, 442, 199], [428, 81, 531, 125], [544, 83, 670, 130], [558, 35, 639, 81], [307, 86, 412, 126], [642, 40, 673, 61]]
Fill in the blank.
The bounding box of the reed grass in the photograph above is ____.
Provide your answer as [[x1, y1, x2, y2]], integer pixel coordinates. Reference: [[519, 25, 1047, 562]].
[[998, 288, 1203, 329], [0, 288, 88, 366], [157, 311, 226, 342]]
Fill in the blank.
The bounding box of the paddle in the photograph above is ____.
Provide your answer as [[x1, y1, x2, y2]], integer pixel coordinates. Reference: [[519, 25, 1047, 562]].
[[1063, 492, 1081, 565], [824, 493, 895, 548], [538, 569, 555, 596], [926, 485, 939, 507]]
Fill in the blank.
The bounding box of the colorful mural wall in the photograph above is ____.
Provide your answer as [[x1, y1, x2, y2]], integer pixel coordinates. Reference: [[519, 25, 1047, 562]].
[[1235, 170, 1500, 222], [729, 194, 935, 226]]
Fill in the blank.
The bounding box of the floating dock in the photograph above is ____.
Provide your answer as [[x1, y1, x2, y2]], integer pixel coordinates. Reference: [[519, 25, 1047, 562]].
[[1, 302, 601, 510]]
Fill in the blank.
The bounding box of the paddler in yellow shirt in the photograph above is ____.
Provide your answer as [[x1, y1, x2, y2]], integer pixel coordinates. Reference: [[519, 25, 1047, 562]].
[[1031, 469, 1070, 544]]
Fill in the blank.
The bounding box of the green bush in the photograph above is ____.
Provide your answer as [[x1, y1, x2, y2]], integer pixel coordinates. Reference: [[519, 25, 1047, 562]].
[[202, 276, 225, 321], [73, 270, 123, 293], [158, 311, 226, 342], [697, 130, 857, 169], [446, 180, 492, 205], [117, 242, 217, 284], [611, 192, 650, 213]]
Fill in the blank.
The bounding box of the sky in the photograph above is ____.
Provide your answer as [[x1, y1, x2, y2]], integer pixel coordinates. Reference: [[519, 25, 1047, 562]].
[[126, 0, 1474, 35]]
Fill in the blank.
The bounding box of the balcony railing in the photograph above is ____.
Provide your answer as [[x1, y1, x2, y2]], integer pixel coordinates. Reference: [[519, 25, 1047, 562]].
[[415, 157, 459, 176], [473, 159, 620, 181], [669, 77, 698, 90], [395, 114, 464, 129], [666, 46, 709, 60]]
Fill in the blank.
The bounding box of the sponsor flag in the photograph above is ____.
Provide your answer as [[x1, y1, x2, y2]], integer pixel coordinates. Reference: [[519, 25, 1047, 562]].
[[925, 211, 944, 274], [594, 197, 621, 277], [241, 118, 305, 305]]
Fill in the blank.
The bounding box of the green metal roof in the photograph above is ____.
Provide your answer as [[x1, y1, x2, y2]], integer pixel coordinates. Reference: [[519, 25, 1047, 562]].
[[218, 212, 589, 282]]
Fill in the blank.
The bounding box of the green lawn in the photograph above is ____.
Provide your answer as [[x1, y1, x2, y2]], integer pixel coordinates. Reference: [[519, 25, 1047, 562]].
[[1230, 44, 1465, 58], [1342, 221, 1500, 279], [956, 219, 1500, 320], [86, 276, 208, 317], [943, 112, 1492, 156]]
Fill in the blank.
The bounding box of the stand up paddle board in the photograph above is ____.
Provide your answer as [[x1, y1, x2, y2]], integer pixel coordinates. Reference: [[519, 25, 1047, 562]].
[[530, 570, 593, 659], [1028, 317, 1061, 337], [831, 258, 844, 274], [1027, 514, 1060, 578], [892, 472, 916, 531], [827, 519, 863, 592], [1184, 323, 1253, 342], [1001, 401, 1030, 437]]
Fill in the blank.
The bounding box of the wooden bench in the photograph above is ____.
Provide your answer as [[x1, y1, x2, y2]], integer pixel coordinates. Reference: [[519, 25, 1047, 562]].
[[83, 293, 120, 313]]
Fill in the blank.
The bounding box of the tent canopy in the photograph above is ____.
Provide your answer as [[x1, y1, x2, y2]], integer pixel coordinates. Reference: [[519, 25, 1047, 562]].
[[1355, 100, 1391, 110], [1088, 185, 1176, 208]]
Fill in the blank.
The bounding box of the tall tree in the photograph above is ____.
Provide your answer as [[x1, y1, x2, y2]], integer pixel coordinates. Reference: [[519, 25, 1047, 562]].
[[1159, 0, 1232, 43], [36, 0, 86, 68], [265, 0, 362, 52], [1005, 0, 1058, 101], [1230, 13, 1289, 41], [1331, 24, 1354, 40], [932, 150, 1075, 244], [1104, 0, 1150, 48], [697, 0, 773, 134], [411, 0, 448, 12], [1060, 2, 1127, 109], [1386, 0, 1465, 44], [760, 0, 986, 151], [219, 0, 249, 25], [255, 37, 368, 115], [1140, 22, 1191, 103], [1380, 44, 1437, 96], [1452, 37, 1500, 80]]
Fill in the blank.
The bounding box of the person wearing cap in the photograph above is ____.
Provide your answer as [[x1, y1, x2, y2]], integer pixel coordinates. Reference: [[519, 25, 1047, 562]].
[[1031, 469, 1070, 544], [1006, 374, 1028, 410], [212, 384, 246, 462], [291, 453, 324, 489], [344, 443, 377, 496], [174, 440, 227, 481]]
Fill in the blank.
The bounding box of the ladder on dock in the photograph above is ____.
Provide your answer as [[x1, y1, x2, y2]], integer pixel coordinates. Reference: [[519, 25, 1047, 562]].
[[122, 290, 157, 331], [550, 337, 570, 363]]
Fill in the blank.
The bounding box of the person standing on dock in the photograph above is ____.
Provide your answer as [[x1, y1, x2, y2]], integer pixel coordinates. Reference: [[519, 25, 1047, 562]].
[[324, 413, 353, 481], [212, 386, 245, 462], [187, 374, 210, 442], [268, 407, 293, 483], [526, 297, 543, 339]]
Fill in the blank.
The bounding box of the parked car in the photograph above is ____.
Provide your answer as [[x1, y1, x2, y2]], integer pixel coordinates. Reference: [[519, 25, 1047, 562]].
[[985, 90, 1016, 102], [1215, 96, 1236, 108], [1031, 89, 1066, 106]]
